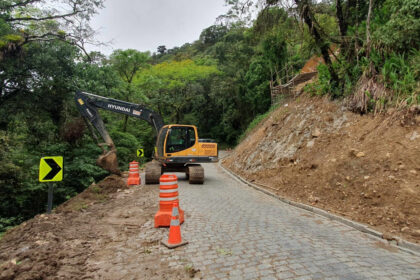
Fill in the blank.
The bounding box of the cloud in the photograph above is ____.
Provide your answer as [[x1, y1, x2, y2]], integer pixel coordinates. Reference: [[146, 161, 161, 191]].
[[88, 0, 228, 55]]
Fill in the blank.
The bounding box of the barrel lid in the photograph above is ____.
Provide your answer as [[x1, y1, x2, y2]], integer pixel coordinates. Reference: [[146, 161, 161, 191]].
[[160, 174, 178, 183]]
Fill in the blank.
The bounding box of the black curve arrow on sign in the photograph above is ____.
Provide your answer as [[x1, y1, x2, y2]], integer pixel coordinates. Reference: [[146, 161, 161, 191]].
[[43, 159, 62, 180]]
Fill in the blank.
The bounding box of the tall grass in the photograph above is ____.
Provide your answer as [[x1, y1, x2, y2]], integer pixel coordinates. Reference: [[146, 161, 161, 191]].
[[381, 51, 419, 106]]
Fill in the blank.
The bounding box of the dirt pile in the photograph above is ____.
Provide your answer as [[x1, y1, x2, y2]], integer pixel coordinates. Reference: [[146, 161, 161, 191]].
[[0, 210, 94, 280], [0, 175, 189, 280], [56, 174, 128, 213], [223, 94, 420, 243], [301, 55, 324, 73]]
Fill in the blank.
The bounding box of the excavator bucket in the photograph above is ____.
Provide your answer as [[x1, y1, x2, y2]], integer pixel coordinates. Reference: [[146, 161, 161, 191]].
[[97, 150, 121, 175]]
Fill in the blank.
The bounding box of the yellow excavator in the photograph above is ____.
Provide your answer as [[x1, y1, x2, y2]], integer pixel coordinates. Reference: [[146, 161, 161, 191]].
[[75, 91, 218, 184]]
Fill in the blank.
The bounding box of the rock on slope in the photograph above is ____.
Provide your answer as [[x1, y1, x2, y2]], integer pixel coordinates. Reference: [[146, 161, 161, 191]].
[[223, 94, 420, 243]]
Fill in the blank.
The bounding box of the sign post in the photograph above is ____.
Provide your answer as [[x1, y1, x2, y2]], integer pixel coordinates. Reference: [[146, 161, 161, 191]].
[[39, 156, 63, 214], [47, 184, 54, 214]]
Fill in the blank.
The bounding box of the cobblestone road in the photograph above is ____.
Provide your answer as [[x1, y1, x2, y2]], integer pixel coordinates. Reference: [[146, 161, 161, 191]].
[[140, 162, 420, 280]]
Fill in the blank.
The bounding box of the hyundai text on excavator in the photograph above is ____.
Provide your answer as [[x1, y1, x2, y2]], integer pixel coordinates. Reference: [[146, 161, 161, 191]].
[[75, 91, 218, 184]]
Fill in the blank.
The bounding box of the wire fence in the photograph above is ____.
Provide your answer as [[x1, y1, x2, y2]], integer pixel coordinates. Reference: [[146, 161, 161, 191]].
[[270, 71, 318, 104]]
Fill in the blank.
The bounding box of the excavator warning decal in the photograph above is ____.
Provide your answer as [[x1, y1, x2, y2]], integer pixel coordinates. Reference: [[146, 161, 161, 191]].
[[201, 144, 216, 149]]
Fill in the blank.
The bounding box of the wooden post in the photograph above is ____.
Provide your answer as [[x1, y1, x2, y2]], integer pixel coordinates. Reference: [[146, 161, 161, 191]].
[[47, 184, 54, 214]]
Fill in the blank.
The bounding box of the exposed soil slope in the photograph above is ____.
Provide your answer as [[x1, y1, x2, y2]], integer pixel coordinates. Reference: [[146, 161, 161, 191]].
[[0, 175, 189, 280], [223, 95, 420, 243]]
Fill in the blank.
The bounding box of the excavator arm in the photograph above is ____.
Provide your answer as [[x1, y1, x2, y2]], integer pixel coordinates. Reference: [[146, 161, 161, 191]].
[[75, 91, 164, 174]]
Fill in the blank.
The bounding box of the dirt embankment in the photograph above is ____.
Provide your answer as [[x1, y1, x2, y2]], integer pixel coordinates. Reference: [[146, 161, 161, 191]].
[[0, 175, 190, 280], [223, 95, 420, 243]]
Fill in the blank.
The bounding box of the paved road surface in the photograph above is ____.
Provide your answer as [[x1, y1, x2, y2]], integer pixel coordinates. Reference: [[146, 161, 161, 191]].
[[140, 162, 420, 280]]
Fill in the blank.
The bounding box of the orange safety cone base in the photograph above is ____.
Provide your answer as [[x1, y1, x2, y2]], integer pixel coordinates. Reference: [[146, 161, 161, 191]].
[[161, 239, 188, 249], [154, 209, 184, 228], [127, 177, 140, 186], [127, 161, 140, 186]]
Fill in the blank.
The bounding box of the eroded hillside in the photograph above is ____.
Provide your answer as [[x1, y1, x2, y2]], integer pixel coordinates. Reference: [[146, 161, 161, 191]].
[[223, 95, 420, 243]]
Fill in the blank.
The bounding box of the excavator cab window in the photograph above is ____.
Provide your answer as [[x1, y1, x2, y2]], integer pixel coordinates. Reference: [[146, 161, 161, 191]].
[[166, 126, 196, 153]]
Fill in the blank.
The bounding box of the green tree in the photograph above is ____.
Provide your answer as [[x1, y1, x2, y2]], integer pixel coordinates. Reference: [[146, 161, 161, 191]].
[[135, 59, 220, 123], [261, 31, 287, 82], [109, 49, 151, 131], [0, 0, 104, 59]]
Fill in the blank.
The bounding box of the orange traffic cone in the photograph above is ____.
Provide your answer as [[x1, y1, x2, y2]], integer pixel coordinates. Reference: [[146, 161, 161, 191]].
[[127, 161, 140, 186], [161, 201, 188, 249]]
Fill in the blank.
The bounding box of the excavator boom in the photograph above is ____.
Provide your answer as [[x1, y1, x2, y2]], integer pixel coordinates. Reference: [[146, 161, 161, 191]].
[[75, 91, 164, 133], [75, 91, 164, 174]]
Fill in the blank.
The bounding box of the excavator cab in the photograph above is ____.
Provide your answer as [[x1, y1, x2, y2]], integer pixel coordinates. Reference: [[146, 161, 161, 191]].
[[154, 124, 218, 163], [144, 124, 218, 184]]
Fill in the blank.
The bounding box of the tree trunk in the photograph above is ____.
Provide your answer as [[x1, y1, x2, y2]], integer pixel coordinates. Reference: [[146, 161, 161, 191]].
[[366, 0, 375, 75], [122, 83, 132, 132], [123, 115, 128, 132], [336, 0, 347, 37], [366, 0, 373, 57], [157, 98, 163, 118], [296, 0, 339, 84], [355, 0, 360, 66], [175, 109, 181, 124]]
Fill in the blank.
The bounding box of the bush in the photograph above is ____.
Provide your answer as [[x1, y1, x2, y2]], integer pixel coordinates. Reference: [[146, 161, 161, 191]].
[[373, 0, 420, 53], [381, 52, 419, 105], [305, 64, 341, 97], [109, 130, 141, 169]]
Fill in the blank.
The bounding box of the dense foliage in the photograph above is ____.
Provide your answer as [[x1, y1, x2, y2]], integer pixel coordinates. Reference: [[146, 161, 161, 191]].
[[0, 0, 418, 232]]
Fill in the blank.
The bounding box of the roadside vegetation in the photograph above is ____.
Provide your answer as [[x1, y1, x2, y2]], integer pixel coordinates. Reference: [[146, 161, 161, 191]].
[[0, 0, 418, 232]]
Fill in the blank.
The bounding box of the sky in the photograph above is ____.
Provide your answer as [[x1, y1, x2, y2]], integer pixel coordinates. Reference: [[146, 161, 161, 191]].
[[87, 0, 229, 55]]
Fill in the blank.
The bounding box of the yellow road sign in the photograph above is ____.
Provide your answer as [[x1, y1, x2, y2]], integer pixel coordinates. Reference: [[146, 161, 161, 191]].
[[39, 156, 63, 182], [137, 148, 144, 157]]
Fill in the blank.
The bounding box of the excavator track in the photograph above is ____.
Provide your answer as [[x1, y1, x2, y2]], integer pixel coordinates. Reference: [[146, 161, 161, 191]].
[[145, 161, 162, 184], [188, 165, 204, 184]]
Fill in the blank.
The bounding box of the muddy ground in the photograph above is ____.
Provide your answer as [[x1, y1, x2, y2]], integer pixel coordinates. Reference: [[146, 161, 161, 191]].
[[0, 175, 190, 280], [223, 94, 420, 244]]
